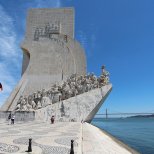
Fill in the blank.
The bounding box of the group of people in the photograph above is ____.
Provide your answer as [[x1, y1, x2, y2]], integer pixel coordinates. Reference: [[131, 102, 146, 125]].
[[8, 113, 15, 125], [15, 66, 110, 112]]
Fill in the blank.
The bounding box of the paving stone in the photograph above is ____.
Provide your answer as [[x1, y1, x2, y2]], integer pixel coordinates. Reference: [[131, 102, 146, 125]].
[[55, 137, 78, 146], [0, 143, 19, 153]]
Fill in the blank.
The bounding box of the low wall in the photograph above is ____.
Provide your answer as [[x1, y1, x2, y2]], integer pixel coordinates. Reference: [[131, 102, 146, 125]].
[[0, 111, 35, 121]]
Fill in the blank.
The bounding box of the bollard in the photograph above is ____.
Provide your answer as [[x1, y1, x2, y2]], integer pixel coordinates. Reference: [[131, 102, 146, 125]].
[[70, 140, 74, 154], [26, 138, 32, 152]]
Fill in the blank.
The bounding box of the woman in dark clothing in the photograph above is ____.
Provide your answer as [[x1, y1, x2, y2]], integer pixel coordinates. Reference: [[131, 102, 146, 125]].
[[51, 116, 55, 124]]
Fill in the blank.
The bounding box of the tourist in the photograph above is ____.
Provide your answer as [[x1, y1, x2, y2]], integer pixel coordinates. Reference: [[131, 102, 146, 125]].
[[8, 113, 11, 125], [11, 114, 15, 124], [51, 116, 55, 124]]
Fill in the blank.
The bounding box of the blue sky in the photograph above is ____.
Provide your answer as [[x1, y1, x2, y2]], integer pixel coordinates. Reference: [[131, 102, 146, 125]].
[[0, 0, 154, 114]]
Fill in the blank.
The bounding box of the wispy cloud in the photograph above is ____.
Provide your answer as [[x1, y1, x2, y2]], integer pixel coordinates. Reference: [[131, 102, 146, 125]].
[[77, 30, 88, 50], [0, 5, 19, 59], [0, 5, 21, 106], [0, 63, 18, 106], [0, 63, 16, 93], [76, 28, 97, 57], [89, 23, 97, 51]]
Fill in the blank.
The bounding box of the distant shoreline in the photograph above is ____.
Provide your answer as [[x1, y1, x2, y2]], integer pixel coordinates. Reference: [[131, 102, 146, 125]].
[[127, 114, 154, 118]]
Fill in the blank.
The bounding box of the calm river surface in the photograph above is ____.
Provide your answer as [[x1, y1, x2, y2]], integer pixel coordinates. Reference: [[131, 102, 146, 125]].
[[91, 118, 154, 154]]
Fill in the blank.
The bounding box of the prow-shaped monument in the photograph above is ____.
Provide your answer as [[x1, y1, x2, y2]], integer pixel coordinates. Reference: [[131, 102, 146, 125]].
[[1, 8, 112, 122]]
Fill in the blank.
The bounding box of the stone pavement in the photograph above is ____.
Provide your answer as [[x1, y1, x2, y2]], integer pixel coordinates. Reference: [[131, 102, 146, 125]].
[[0, 120, 82, 154], [0, 120, 136, 154]]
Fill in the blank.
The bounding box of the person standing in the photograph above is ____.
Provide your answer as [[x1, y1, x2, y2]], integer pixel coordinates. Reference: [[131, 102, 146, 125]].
[[11, 114, 15, 124], [8, 113, 11, 125], [51, 116, 55, 124]]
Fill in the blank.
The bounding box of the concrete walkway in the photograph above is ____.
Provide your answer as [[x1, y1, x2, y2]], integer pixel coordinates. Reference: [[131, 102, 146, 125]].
[[82, 123, 138, 154], [0, 120, 138, 154]]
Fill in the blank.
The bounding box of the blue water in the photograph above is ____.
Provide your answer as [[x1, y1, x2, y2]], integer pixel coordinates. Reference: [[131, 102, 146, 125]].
[[91, 118, 154, 154]]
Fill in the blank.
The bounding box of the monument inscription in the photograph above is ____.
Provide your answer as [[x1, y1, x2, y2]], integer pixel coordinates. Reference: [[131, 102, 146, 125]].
[[34, 21, 61, 41]]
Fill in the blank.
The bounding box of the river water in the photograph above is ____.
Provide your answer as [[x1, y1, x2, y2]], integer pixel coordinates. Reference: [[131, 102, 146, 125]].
[[91, 118, 154, 154]]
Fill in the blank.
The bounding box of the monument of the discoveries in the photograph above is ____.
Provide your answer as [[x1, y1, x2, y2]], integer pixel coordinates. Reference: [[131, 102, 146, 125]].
[[1, 8, 112, 122]]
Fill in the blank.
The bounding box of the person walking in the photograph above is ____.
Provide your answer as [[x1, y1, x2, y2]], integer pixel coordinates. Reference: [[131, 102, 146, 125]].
[[11, 114, 15, 124]]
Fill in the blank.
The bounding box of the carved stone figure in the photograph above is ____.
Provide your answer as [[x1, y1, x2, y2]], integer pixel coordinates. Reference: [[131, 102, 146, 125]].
[[31, 100, 36, 109], [15, 70, 110, 111], [41, 96, 51, 107], [26, 103, 32, 111], [100, 65, 110, 85], [37, 101, 42, 109], [15, 103, 21, 111]]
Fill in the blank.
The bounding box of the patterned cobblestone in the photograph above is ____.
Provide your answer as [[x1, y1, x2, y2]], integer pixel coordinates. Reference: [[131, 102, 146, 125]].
[[0, 121, 81, 153], [55, 137, 78, 146], [0, 143, 19, 153]]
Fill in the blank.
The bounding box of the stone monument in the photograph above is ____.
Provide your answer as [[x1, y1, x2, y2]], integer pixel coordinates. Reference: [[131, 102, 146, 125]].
[[1, 8, 112, 122]]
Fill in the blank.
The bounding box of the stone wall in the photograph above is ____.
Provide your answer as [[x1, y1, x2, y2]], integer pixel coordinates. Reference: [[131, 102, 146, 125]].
[[0, 111, 35, 121]]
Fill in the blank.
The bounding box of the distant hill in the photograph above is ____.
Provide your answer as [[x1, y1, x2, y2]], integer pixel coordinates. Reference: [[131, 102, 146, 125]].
[[128, 114, 154, 118]]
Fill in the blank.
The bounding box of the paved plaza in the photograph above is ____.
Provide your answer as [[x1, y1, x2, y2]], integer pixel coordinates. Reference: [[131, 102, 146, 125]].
[[0, 119, 137, 154], [0, 120, 82, 154]]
